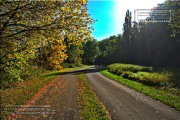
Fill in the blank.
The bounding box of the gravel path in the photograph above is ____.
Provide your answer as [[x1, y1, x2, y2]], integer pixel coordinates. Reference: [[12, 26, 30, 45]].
[[17, 73, 80, 120], [84, 67, 180, 120]]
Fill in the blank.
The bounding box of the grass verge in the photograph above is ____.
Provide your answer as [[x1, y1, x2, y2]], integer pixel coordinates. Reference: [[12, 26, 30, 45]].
[[78, 73, 110, 120], [1, 68, 77, 118], [100, 69, 180, 111]]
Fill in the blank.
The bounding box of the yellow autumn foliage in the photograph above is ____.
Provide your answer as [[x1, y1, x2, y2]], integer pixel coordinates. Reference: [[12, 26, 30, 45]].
[[1, 0, 95, 72]]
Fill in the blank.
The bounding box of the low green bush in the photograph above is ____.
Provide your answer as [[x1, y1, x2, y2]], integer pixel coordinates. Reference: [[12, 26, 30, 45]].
[[61, 62, 81, 68], [61, 62, 70, 68], [107, 63, 153, 74], [107, 63, 178, 87], [127, 72, 172, 86], [69, 63, 77, 68], [0, 65, 42, 89]]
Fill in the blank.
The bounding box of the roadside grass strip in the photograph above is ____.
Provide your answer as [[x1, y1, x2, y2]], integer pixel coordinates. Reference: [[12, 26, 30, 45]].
[[78, 73, 110, 120], [1, 68, 77, 119], [100, 69, 180, 111]]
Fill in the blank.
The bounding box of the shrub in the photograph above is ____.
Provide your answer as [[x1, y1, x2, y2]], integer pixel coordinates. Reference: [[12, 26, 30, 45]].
[[141, 67, 153, 72], [107, 63, 121, 73], [61, 62, 69, 68], [122, 71, 133, 78], [61, 62, 79, 68], [107, 63, 177, 87], [117, 69, 123, 75], [0, 65, 41, 89], [0, 67, 21, 89], [69, 63, 77, 68]]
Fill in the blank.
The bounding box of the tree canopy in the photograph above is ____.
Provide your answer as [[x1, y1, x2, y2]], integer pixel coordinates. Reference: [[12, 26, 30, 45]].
[[0, 0, 94, 88]]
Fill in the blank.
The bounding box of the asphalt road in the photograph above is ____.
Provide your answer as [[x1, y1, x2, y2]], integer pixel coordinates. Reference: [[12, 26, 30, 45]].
[[84, 67, 180, 120], [14, 68, 180, 120], [16, 72, 80, 120]]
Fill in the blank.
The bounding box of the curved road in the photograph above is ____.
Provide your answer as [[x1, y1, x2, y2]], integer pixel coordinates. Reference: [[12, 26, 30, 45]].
[[84, 67, 180, 120], [14, 68, 180, 120], [16, 72, 80, 120]]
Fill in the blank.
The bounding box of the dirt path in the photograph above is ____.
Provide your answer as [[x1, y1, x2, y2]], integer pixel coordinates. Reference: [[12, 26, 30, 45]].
[[84, 68, 180, 120], [17, 72, 80, 120]]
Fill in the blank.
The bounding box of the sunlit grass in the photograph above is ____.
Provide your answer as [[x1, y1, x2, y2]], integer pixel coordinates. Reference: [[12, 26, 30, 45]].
[[78, 73, 110, 120]]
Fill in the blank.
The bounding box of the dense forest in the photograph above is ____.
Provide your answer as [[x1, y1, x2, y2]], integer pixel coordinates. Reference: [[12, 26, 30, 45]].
[[95, 1, 180, 68], [0, 0, 179, 88]]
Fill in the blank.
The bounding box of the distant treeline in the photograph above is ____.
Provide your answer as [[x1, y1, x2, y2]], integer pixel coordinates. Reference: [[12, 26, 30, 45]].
[[95, 1, 180, 67]]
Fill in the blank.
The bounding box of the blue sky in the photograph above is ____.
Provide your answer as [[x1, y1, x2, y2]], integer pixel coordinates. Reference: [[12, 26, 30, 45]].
[[87, 0, 165, 41]]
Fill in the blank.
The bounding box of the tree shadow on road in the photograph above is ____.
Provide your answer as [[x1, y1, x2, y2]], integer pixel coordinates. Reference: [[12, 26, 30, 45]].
[[43, 67, 99, 77]]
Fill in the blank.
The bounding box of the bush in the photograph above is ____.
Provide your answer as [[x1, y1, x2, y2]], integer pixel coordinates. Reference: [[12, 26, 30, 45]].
[[107, 63, 153, 73], [61, 62, 80, 68], [61, 62, 69, 68], [117, 69, 123, 75], [141, 67, 153, 72], [107, 63, 176, 87], [0, 67, 21, 89], [0, 65, 41, 89], [75, 63, 83, 67], [107, 63, 121, 74], [69, 63, 76, 68]]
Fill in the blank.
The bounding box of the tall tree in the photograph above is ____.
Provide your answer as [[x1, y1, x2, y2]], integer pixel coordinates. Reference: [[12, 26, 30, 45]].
[[64, 42, 84, 65], [166, 1, 180, 38], [82, 38, 100, 64], [123, 10, 132, 45]]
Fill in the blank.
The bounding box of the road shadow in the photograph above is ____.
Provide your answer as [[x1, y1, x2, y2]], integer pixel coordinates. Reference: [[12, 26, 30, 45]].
[[43, 67, 99, 77], [64, 67, 100, 75]]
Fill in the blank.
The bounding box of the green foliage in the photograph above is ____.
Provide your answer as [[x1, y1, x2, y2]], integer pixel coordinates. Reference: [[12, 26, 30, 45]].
[[65, 43, 84, 65], [82, 38, 101, 64], [61, 62, 82, 68], [100, 69, 180, 111], [78, 73, 109, 120], [0, 1, 95, 88], [107, 63, 179, 87], [95, 35, 120, 65], [124, 72, 173, 86], [0, 65, 40, 89], [69, 63, 77, 68], [96, 1, 180, 67], [166, 1, 180, 37], [123, 10, 132, 45], [107, 63, 152, 74], [61, 62, 70, 68]]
